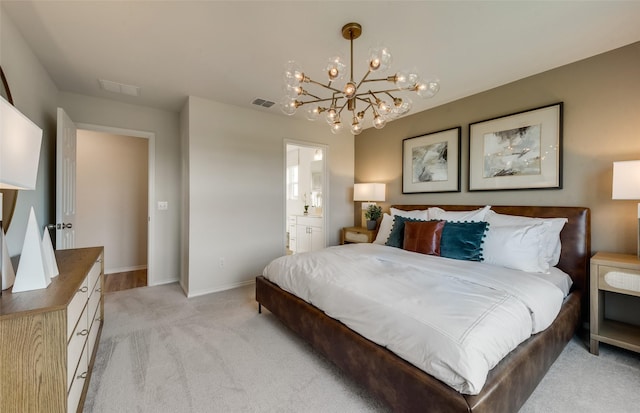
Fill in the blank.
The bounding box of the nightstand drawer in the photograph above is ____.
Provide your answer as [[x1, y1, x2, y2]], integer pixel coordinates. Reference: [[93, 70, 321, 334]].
[[345, 231, 370, 243], [598, 265, 640, 297], [341, 226, 376, 244]]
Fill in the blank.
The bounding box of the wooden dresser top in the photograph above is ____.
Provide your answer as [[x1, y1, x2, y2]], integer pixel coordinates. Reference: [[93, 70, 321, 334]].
[[0, 246, 103, 319]]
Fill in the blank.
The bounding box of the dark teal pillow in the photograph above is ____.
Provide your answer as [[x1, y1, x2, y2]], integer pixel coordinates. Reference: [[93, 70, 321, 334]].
[[440, 221, 489, 261], [385, 215, 426, 248]]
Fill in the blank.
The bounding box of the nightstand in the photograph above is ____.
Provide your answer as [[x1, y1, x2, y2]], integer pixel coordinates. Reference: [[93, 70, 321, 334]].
[[590, 252, 640, 355], [341, 226, 377, 244]]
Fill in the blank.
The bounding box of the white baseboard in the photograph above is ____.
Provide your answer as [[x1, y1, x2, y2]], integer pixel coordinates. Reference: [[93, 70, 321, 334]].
[[104, 265, 147, 275], [186, 279, 255, 298]]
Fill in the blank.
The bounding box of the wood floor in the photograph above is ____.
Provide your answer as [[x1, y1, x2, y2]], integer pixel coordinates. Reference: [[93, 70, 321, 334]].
[[104, 269, 147, 293]]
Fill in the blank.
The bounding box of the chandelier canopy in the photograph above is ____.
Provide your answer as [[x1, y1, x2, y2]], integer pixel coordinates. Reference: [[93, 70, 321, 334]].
[[281, 22, 440, 135]]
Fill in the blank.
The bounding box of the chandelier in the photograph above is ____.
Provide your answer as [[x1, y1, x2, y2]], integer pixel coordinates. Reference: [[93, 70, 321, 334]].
[[281, 22, 440, 135]]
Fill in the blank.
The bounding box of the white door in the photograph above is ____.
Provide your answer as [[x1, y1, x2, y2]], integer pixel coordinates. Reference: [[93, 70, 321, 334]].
[[55, 108, 77, 249]]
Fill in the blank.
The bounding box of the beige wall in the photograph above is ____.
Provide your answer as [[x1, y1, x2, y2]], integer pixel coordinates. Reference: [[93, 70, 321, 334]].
[[182, 96, 354, 297], [355, 41, 640, 256], [1, 9, 59, 256], [76, 130, 148, 273], [58, 92, 181, 286]]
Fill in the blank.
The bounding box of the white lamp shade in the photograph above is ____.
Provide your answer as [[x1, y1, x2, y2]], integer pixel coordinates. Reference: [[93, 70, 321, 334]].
[[0, 95, 43, 190], [612, 160, 640, 200], [354, 183, 385, 202]]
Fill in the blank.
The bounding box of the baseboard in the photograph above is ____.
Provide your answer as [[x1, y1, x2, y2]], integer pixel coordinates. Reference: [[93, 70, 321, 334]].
[[104, 265, 147, 275], [186, 279, 255, 298]]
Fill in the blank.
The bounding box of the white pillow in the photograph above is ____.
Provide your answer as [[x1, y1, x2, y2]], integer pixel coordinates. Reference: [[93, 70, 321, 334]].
[[373, 213, 394, 244], [486, 210, 567, 267], [483, 223, 549, 273], [390, 207, 429, 220], [428, 205, 491, 222]]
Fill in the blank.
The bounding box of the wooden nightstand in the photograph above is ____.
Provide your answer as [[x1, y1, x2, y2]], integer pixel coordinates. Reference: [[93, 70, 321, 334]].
[[590, 252, 640, 355], [341, 226, 377, 244]]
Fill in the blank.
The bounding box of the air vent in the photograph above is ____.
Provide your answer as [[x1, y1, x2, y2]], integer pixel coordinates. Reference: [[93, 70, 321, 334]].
[[252, 98, 275, 108], [99, 79, 141, 96]]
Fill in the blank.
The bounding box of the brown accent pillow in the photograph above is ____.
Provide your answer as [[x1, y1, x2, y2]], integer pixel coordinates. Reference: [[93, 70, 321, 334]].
[[403, 220, 445, 256]]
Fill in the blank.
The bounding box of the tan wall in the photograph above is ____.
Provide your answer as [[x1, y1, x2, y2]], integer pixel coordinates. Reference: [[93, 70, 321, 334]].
[[76, 130, 148, 273], [355, 41, 640, 256]]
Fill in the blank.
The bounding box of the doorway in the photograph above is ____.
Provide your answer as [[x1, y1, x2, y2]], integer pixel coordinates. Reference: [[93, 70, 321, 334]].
[[285, 141, 328, 254], [75, 124, 154, 288]]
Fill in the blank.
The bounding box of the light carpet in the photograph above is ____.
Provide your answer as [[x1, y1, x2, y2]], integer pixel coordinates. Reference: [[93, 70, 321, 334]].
[[84, 283, 640, 413]]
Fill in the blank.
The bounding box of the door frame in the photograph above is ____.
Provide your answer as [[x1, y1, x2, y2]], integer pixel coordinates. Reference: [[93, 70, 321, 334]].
[[76, 123, 156, 285], [283, 139, 329, 254]]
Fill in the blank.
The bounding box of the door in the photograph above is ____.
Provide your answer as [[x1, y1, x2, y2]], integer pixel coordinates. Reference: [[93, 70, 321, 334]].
[[55, 108, 77, 249]]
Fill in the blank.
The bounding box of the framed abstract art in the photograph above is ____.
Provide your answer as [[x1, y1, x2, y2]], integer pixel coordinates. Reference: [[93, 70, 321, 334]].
[[469, 103, 563, 191], [402, 127, 461, 193]]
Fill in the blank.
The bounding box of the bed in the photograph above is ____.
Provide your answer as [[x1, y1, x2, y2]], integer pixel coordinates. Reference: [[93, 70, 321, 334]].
[[255, 205, 590, 413]]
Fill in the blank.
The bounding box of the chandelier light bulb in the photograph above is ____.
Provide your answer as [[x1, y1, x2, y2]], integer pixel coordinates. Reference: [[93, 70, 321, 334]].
[[285, 84, 303, 98], [344, 81, 357, 98], [330, 121, 343, 134], [392, 96, 412, 117], [351, 117, 363, 135], [326, 107, 339, 124], [372, 112, 387, 129], [368, 46, 392, 72], [394, 69, 421, 89], [325, 56, 346, 81], [283, 60, 304, 87], [415, 79, 440, 99], [280, 97, 299, 116], [376, 98, 392, 115], [306, 106, 321, 121]]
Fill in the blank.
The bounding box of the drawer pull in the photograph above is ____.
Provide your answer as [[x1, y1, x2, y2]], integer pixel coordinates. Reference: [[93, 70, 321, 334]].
[[78, 286, 88, 293], [77, 329, 89, 337], [77, 372, 87, 380], [96, 288, 102, 293]]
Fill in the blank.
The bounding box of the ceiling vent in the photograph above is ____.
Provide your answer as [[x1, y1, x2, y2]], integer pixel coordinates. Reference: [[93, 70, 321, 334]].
[[98, 79, 141, 96], [252, 98, 275, 108]]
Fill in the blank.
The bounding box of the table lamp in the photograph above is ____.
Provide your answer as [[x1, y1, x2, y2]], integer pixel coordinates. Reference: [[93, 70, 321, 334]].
[[612, 160, 640, 258], [354, 183, 385, 228], [1, 94, 44, 292]]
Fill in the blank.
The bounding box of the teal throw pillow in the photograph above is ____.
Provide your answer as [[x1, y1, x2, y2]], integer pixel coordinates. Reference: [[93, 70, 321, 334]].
[[385, 215, 425, 248], [440, 221, 489, 261]]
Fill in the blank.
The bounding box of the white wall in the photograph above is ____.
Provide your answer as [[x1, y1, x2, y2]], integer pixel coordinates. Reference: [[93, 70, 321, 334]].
[[1, 8, 59, 257], [76, 130, 148, 273], [58, 92, 181, 285], [182, 96, 354, 297]]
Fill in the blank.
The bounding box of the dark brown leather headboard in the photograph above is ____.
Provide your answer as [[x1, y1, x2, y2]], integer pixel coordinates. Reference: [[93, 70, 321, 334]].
[[390, 205, 591, 296]]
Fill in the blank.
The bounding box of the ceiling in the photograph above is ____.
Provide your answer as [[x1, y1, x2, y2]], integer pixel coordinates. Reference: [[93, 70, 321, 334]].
[[3, 1, 640, 125]]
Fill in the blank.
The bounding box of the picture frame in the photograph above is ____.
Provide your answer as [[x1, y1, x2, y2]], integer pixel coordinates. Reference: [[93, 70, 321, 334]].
[[469, 103, 563, 191], [402, 127, 461, 193]]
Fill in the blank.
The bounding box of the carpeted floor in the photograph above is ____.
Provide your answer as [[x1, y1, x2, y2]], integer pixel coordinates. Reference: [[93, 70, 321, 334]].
[[84, 283, 640, 412]]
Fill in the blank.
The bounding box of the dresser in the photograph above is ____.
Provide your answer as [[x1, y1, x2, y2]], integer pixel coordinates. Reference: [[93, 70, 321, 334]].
[[0, 246, 104, 413]]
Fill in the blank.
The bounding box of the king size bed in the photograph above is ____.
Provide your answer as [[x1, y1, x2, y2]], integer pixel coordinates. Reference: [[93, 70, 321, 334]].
[[255, 205, 590, 412]]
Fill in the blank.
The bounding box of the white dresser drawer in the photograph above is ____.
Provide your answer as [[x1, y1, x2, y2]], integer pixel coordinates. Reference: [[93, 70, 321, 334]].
[[67, 304, 89, 390], [88, 258, 102, 293], [88, 312, 101, 364], [67, 344, 89, 413], [67, 277, 89, 341], [88, 275, 102, 321]]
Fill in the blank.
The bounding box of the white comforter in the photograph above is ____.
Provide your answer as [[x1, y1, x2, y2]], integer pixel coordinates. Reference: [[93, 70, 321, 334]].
[[262, 243, 567, 395]]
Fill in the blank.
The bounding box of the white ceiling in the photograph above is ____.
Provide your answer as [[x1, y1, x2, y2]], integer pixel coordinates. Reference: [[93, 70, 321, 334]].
[[3, 1, 640, 123]]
